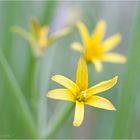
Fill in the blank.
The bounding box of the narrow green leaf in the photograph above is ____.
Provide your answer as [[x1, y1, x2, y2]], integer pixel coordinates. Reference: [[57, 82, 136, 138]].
[[0, 50, 37, 137], [41, 1, 57, 25], [46, 103, 74, 138], [113, 4, 140, 138]]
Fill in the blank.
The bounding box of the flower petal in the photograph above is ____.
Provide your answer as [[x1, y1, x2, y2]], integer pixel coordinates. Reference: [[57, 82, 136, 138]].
[[52, 75, 79, 96], [77, 21, 90, 46], [103, 33, 122, 52], [47, 89, 75, 102], [49, 27, 72, 45], [85, 96, 116, 111], [103, 53, 126, 63], [86, 76, 118, 97], [92, 20, 106, 43], [71, 42, 84, 53], [73, 101, 84, 127], [76, 57, 88, 91], [30, 18, 41, 38], [92, 59, 103, 72], [38, 26, 48, 48]]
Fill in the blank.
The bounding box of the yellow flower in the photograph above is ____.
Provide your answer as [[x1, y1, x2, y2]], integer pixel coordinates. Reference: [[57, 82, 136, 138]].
[[12, 18, 72, 57], [71, 20, 126, 72], [30, 18, 49, 48], [47, 57, 117, 127]]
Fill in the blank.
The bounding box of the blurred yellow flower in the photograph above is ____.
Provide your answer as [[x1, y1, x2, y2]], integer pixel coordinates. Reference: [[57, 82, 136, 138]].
[[71, 20, 126, 72], [30, 18, 49, 48], [47, 57, 117, 127], [12, 18, 71, 57]]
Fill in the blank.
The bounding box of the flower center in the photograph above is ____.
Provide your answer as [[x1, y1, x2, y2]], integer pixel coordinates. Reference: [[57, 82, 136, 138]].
[[84, 44, 104, 61], [75, 91, 87, 102]]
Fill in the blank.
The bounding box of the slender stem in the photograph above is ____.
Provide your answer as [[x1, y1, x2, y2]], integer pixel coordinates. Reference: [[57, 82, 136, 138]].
[[30, 57, 40, 120], [46, 103, 74, 138], [37, 51, 54, 137], [0, 50, 37, 137]]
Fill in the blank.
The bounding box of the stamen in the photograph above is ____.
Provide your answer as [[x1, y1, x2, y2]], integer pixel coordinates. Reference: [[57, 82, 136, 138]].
[[76, 90, 87, 102]]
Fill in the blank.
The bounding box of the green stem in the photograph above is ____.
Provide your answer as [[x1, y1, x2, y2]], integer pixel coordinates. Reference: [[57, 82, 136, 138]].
[[0, 50, 37, 137], [30, 57, 40, 120], [46, 103, 74, 138]]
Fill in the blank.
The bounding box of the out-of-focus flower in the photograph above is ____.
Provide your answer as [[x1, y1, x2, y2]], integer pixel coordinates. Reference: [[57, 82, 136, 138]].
[[30, 19, 49, 49], [47, 57, 117, 127], [12, 18, 72, 57], [71, 20, 126, 72]]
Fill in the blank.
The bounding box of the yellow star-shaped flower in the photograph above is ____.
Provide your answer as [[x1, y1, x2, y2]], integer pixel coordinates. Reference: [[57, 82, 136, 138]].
[[12, 18, 71, 57], [71, 20, 126, 72], [47, 57, 117, 127]]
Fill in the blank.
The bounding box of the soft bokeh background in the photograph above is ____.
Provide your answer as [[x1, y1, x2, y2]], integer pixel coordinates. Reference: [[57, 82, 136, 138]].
[[0, 1, 139, 139]]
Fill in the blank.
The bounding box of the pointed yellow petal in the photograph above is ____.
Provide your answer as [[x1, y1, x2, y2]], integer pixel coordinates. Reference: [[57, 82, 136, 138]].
[[38, 26, 48, 48], [47, 89, 75, 102], [71, 42, 84, 53], [73, 101, 84, 127], [49, 27, 72, 45], [76, 57, 88, 91], [103, 53, 126, 63], [85, 96, 116, 111], [77, 21, 90, 46], [52, 75, 79, 96], [92, 20, 106, 43], [30, 18, 41, 39], [51, 27, 72, 37], [86, 76, 118, 97], [92, 59, 103, 72], [103, 33, 122, 52]]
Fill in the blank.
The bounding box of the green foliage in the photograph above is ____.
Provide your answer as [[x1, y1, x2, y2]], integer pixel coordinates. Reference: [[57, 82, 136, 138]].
[[0, 1, 56, 138], [0, 1, 139, 139], [113, 4, 140, 138]]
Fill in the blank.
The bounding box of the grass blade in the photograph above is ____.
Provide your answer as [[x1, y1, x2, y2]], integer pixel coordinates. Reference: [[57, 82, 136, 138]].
[[0, 50, 37, 137], [113, 4, 140, 138]]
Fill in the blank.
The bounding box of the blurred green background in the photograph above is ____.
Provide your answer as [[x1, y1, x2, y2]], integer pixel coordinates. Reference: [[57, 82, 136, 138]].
[[0, 1, 140, 139]]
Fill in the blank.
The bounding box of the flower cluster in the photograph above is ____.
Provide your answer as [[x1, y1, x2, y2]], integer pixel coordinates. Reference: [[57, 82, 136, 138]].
[[14, 19, 126, 127], [47, 20, 126, 127]]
